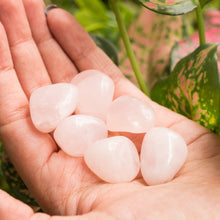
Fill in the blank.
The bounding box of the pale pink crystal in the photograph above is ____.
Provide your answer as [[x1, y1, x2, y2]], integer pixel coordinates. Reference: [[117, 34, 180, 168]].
[[84, 136, 140, 183], [54, 115, 108, 157], [71, 69, 101, 85], [71, 70, 115, 120], [106, 95, 156, 133], [141, 127, 188, 185], [30, 83, 78, 133]]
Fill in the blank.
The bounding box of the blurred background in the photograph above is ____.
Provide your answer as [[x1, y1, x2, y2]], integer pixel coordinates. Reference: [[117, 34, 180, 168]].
[[44, 0, 139, 47], [43, 0, 220, 47]]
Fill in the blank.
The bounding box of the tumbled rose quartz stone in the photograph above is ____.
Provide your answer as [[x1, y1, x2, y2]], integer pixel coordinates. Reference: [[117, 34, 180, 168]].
[[54, 115, 108, 157], [71, 69, 101, 85], [141, 127, 188, 186], [29, 83, 78, 133], [106, 95, 156, 133], [71, 70, 115, 120], [84, 136, 140, 183]]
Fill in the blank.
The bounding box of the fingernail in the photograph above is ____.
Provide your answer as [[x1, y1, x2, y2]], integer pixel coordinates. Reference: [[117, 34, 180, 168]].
[[45, 4, 58, 16]]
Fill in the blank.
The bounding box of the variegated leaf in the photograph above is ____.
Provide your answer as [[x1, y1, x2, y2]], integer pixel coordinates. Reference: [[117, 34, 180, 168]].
[[137, 0, 197, 15], [151, 44, 220, 134]]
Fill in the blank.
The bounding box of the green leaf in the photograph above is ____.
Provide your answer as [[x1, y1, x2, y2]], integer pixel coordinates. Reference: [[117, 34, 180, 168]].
[[199, 0, 213, 8], [136, 0, 197, 15], [74, 0, 107, 17], [74, 0, 119, 45], [0, 145, 39, 207], [90, 34, 119, 65], [151, 44, 220, 134]]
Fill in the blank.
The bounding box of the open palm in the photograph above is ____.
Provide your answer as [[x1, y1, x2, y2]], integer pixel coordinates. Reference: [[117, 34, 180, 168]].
[[0, 0, 220, 219]]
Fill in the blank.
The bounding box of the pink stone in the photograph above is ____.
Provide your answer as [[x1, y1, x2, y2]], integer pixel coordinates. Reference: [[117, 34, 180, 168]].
[[54, 115, 108, 157], [141, 127, 188, 185], [30, 83, 78, 133], [84, 136, 140, 183], [106, 95, 156, 133], [71, 69, 101, 85], [71, 70, 115, 120]]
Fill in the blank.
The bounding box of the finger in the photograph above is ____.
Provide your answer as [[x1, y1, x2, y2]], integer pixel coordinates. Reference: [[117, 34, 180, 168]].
[[0, 0, 51, 97], [46, 8, 125, 86], [0, 190, 34, 220], [0, 21, 57, 192], [0, 190, 113, 220], [22, 0, 78, 83], [0, 22, 28, 127], [46, 8, 210, 147]]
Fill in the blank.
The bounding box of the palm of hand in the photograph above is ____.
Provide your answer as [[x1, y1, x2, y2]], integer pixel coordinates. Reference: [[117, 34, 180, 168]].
[[0, 0, 219, 219]]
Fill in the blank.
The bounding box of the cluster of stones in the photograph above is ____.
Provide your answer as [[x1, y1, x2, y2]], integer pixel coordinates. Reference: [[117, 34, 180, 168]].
[[29, 70, 188, 185]]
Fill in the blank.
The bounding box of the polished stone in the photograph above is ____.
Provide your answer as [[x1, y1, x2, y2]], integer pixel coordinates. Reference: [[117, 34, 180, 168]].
[[29, 83, 78, 133], [106, 95, 156, 133], [71, 69, 101, 85], [84, 136, 140, 183], [54, 115, 108, 157], [71, 70, 115, 120], [141, 127, 188, 185]]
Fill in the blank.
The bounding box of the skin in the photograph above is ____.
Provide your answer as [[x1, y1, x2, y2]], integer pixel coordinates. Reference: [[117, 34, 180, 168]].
[[0, 0, 220, 219]]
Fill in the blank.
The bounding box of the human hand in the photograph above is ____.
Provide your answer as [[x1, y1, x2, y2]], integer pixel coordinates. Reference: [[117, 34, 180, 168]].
[[0, 0, 220, 219]]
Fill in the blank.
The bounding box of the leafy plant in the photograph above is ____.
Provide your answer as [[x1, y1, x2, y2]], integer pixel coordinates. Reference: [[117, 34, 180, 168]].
[[150, 9, 220, 135], [107, 0, 220, 135], [151, 44, 220, 134]]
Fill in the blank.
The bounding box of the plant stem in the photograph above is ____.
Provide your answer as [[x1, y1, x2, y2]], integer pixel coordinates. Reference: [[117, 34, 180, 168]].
[[110, 0, 149, 96], [195, 4, 206, 45]]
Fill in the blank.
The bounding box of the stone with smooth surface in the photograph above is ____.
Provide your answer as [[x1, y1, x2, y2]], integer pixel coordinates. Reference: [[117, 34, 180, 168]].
[[71, 69, 101, 85], [141, 127, 188, 185], [106, 95, 156, 133], [54, 115, 108, 157], [84, 136, 140, 183], [71, 70, 115, 120], [30, 83, 78, 133]]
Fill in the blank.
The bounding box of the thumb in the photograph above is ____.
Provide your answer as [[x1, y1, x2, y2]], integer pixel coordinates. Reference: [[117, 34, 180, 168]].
[[0, 190, 113, 220], [0, 189, 33, 220]]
